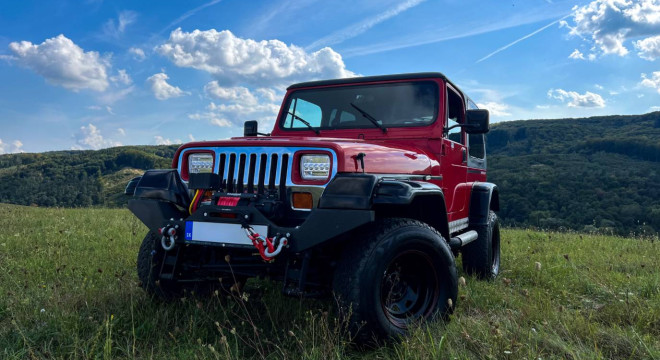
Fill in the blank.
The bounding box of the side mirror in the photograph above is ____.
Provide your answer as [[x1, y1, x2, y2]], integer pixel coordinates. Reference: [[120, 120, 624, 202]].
[[244, 120, 258, 137], [465, 109, 489, 134]]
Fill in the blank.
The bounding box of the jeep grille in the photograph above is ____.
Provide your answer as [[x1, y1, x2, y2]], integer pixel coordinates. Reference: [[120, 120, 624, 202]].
[[178, 146, 338, 196]]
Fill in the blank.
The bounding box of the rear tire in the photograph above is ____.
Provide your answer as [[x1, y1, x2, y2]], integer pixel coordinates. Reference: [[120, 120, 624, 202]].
[[462, 210, 500, 279], [333, 218, 458, 344]]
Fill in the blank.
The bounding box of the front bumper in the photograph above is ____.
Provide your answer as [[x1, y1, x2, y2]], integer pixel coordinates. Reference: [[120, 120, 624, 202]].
[[128, 198, 374, 253]]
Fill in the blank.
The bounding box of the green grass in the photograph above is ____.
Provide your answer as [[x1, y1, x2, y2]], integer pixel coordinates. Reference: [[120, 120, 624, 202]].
[[0, 203, 658, 359]]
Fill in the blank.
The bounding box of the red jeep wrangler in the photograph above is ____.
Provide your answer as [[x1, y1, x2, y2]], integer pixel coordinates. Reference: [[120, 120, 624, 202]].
[[126, 72, 500, 342]]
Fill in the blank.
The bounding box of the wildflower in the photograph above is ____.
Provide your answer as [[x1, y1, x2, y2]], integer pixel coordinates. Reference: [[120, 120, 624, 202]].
[[447, 298, 453, 308], [40, 308, 45, 314], [288, 330, 295, 337], [458, 276, 466, 287], [535, 262, 542, 271]]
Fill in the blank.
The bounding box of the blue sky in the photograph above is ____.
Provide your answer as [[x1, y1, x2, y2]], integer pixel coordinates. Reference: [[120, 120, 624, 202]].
[[1, 0, 659, 153]]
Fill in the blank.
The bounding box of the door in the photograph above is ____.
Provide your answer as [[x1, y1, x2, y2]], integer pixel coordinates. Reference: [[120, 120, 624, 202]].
[[441, 85, 469, 221]]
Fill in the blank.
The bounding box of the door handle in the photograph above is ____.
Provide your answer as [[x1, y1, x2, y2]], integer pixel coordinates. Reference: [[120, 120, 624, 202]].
[[462, 148, 467, 163]]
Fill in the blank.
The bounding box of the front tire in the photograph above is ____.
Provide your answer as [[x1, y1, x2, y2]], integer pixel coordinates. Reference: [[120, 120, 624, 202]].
[[137, 231, 246, 300], [333, 218, 458, 344], [137, 231, 185, 299], [462, 210, 500, 279]]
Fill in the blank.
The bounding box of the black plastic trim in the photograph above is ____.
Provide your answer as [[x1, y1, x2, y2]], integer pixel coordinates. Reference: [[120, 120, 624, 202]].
[[128, 199, 188, 231], [287, 72, 448, 89], [134, 169, 190, 207], [468, 182, 499, 226]]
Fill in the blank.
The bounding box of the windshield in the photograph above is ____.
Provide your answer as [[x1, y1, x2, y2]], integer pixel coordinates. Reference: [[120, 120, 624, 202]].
[[279, 81, 438, 131]]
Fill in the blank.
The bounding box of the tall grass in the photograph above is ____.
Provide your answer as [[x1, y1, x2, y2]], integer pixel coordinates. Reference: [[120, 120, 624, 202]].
[[0, 204, 658, 359]]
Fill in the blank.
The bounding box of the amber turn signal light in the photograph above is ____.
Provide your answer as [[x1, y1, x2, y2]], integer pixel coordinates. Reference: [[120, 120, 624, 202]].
[[292, 192, 313, 209]]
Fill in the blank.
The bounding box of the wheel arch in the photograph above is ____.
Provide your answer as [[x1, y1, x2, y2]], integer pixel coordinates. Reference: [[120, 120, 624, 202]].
[[318, 173, 450, 240], [468, 182, 499, 227]]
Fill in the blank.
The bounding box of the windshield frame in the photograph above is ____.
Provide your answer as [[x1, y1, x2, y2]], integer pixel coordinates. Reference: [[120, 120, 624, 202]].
[[276, 80, 440, 133]]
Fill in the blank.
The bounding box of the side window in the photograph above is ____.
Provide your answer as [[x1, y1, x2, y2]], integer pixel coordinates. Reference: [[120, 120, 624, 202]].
[[283, 98, 322, 128], [446, 87, 464, 144], [469, 134, 485, 159], [466, 99, 485, 159]]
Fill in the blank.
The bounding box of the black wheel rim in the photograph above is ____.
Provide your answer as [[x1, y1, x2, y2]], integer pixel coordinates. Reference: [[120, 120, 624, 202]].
[[491, 223, 501, 276], [380, 250, 440, 329]]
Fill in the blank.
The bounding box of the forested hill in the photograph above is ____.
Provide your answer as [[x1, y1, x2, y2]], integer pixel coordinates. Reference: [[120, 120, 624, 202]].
[[487, 111, 660, 237], [0, 112, 659, 236], [0, 145, 178, 207]]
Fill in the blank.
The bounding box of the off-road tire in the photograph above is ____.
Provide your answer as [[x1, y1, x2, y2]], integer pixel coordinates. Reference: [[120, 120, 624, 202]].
[[137, 231, 247, 300], [333, 218, 458, 345], [137, 231, 186, 299], [462, 210, 500, 279]]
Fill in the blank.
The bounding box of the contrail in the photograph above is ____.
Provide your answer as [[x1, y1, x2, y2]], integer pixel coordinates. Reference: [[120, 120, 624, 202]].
[[476, 13, 571, 63], [159, 0, 223, 36], [305, 0, 426, 50]]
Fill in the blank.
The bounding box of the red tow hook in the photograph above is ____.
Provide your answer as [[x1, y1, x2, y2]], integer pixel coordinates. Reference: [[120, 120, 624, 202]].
[[242, 225, 288, 261]]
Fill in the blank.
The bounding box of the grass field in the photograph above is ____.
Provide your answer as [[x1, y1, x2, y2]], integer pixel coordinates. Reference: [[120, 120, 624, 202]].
[[0, 203, 658, 359]]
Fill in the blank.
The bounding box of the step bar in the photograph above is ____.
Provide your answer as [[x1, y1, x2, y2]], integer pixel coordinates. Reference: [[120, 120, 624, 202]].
[[448, 230, 478, 250]]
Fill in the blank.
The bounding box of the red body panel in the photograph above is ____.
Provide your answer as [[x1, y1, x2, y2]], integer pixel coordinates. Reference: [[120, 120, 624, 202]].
[[173, 76, 485, 222]]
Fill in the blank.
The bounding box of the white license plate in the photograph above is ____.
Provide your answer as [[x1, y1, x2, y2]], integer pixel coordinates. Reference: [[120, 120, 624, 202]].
[[184, 222, 268, 245]]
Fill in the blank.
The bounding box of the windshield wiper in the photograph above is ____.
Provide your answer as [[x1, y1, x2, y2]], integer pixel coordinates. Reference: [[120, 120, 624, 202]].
[[288, 111, 320, 135], [350, 103, 387, 133]]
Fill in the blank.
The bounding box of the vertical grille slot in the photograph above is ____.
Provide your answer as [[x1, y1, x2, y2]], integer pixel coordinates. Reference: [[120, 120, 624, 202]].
[[237, 154, 247, 193], [257, 154, 267, 194], [279, 154, 289, 201], [218, 153, 227, 189], [268, 154, 278, 191], [246, 154, 256, 193], [227, 153, 236, 193], [207, 149, 295, 195]]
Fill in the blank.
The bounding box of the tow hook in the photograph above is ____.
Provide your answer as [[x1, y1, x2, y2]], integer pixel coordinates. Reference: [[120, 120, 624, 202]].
[[159, 225, 178, 251], [243, 225, 288, 261]]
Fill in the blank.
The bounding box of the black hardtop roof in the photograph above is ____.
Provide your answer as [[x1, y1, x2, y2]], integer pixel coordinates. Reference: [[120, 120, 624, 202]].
[[287, 72, 452, 90]]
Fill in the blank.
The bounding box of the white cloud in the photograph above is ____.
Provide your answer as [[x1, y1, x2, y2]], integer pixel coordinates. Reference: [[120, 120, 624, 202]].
[[128, 47, 146, 61], [565, 0, 660, 59], [110, 69, 132, 85], [547, 88, 606, 107], [105, 106, 115, 115], [73, 124, 122, 150], [634, 35, 660, 60], [98, 85, 135, 104], [476, 101, 511, 117], [117, 128, 126, 136], [204, 82, 258, 105], [640, 71, 660, 93], [305, 0, 426, 50], [569, 49, 585, 60], [0, 139, 24, 154], [146, 72, 186, 100], [154, 135, 181, 145], [9, 34, 109, 91], [103, 10, 138, 38], [190, 85, 281, 129], [156, 28, 355, 87], [188, 134, 195, 142], [87, 105, 102, 110]]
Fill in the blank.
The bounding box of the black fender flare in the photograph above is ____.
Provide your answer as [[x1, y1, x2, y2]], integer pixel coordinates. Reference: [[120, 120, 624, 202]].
[[468, 182, 499, 226], [128, 169, 190, 230], [318, 174, 450, 240]]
